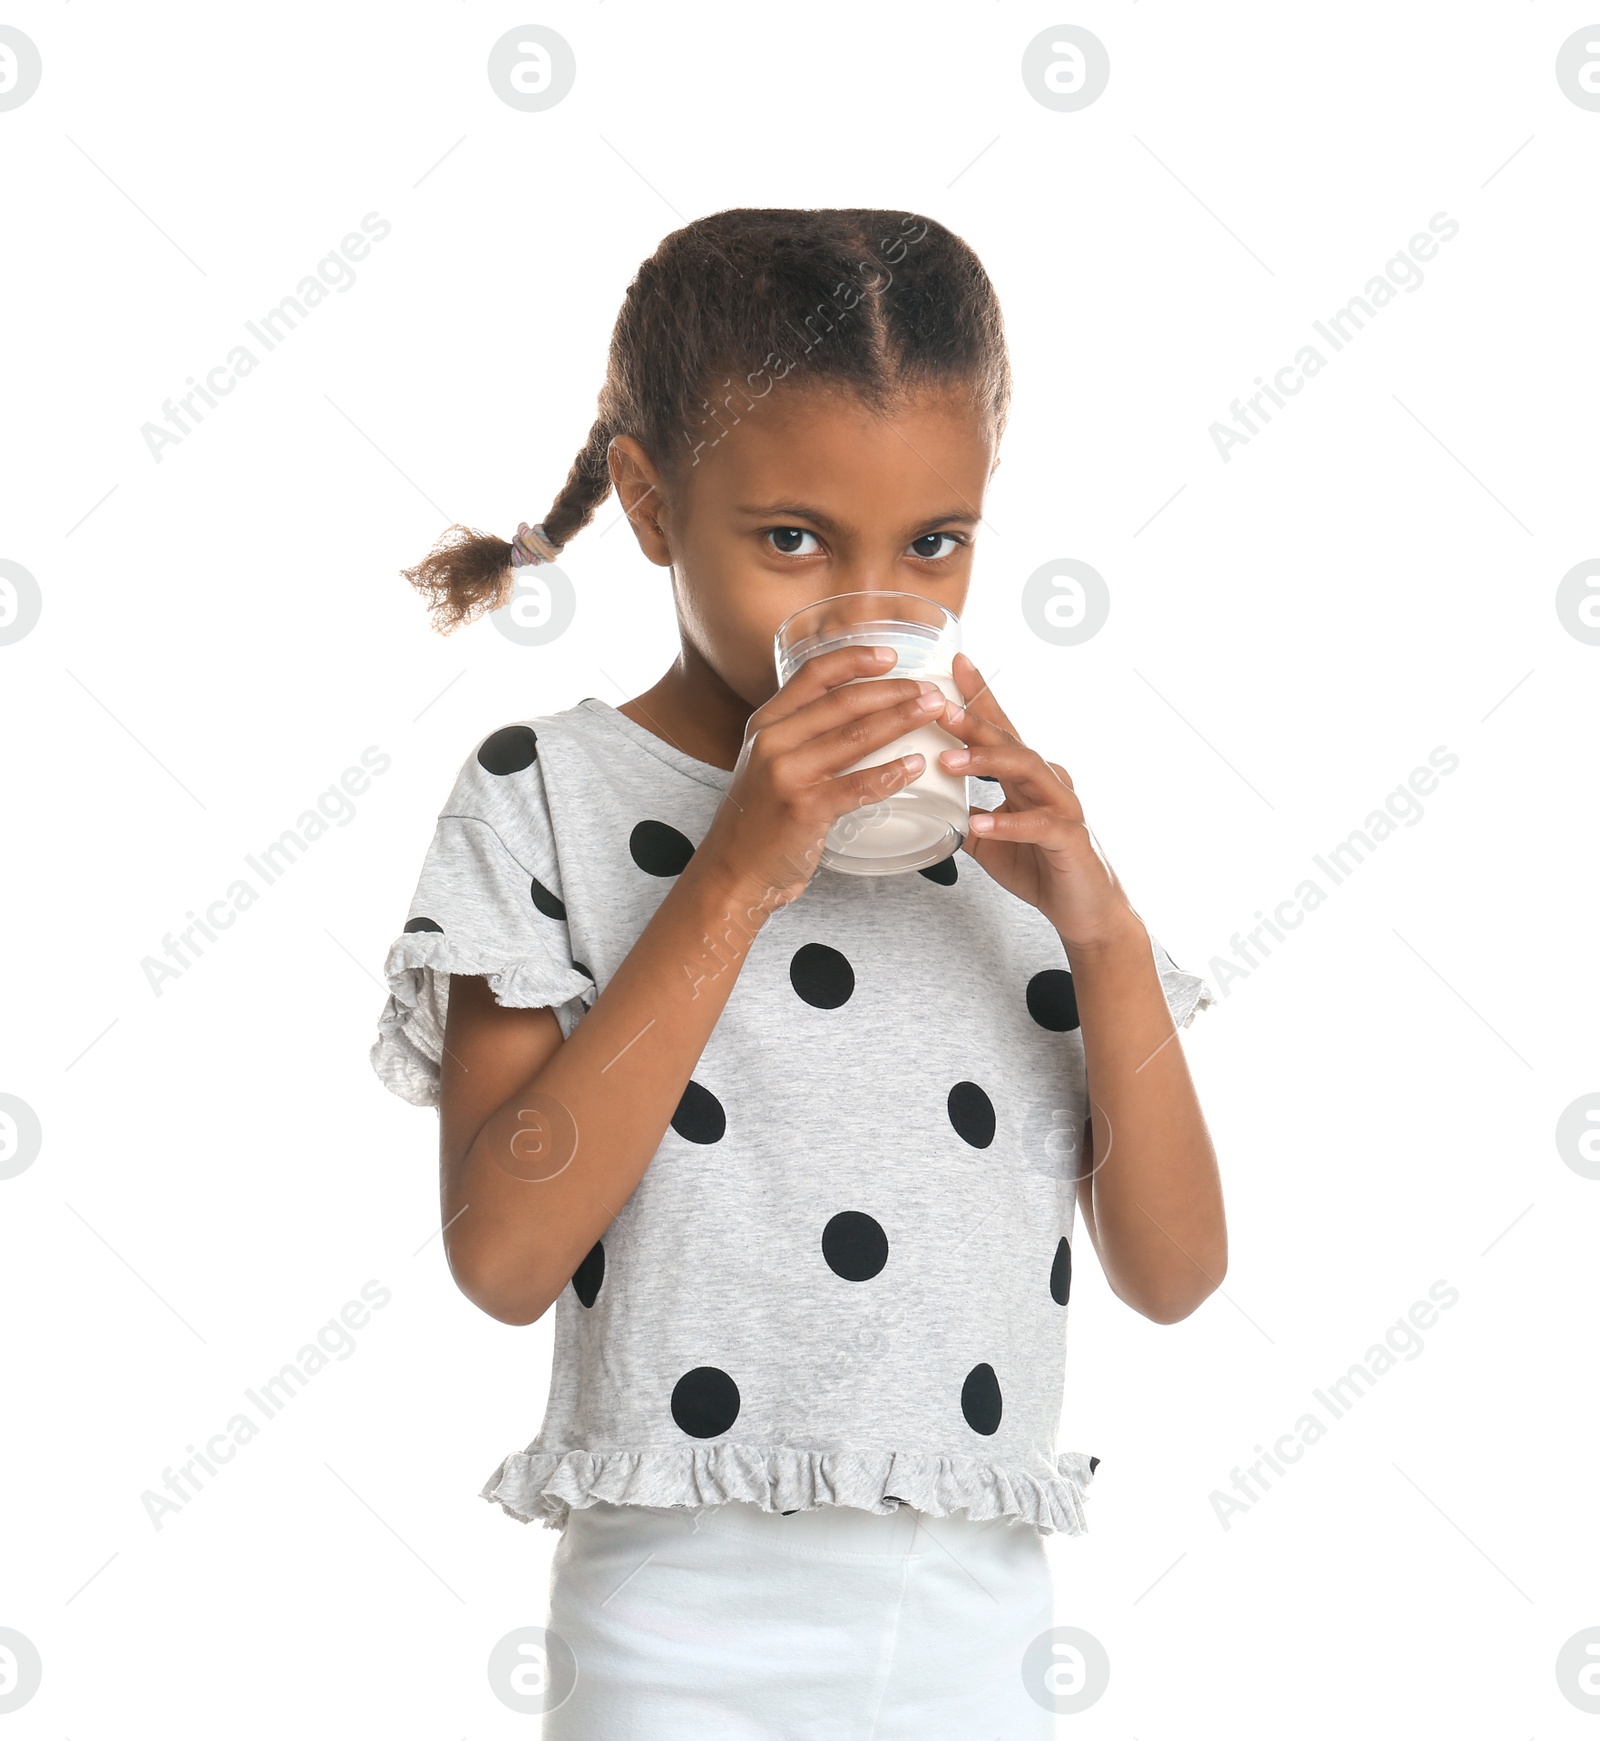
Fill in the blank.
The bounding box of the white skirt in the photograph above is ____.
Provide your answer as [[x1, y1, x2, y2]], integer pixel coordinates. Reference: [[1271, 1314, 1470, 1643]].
[[538, 1496, 1057, 1738]]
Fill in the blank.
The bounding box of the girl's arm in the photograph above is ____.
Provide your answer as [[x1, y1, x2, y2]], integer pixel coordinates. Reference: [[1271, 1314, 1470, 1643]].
[[1067, 914, 1225, 1324], [929, 652, 1225, 1326], [437, 650, 942, 1326], [438, 851, 771, 1325]]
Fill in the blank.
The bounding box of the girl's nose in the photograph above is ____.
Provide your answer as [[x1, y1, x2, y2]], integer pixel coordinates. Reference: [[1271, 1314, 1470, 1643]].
[[830, 554, 900, 593]]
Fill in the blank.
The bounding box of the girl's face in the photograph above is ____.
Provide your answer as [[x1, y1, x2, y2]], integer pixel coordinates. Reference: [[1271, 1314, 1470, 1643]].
[[610, 382, 997, 713]]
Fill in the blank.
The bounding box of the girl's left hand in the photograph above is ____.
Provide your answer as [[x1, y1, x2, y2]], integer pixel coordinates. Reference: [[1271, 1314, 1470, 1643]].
[[936, 651, 1138, 951]]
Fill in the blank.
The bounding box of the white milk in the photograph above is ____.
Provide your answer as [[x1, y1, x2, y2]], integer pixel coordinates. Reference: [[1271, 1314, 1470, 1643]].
[[825, 666, 970, 866], [832, 668, 968, 839], [775, 603, 971, 875]]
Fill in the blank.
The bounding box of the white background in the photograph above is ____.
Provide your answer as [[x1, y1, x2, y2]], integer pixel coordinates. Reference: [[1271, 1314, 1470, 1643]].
[[3, 3, 1597, 1734]]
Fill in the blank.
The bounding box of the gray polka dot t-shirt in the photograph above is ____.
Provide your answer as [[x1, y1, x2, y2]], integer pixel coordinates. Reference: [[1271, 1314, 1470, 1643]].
[[371, 698, 1213, 1535]]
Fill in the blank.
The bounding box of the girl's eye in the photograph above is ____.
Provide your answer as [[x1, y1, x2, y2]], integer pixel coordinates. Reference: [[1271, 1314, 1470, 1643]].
[[766, 527, 820, 557], [908, 533, 961, 560]]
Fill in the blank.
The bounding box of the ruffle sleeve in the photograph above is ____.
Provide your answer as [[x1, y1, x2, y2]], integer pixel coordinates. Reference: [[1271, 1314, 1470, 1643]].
[[1150, 935, 1215, 1030], [370, 729, 597, 1109]]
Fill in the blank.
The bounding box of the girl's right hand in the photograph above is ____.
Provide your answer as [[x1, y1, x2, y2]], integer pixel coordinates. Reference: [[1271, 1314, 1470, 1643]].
[[695, 644, 951, 911]]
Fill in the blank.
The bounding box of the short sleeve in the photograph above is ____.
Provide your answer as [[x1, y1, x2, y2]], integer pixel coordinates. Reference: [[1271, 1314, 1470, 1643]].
[[370, 733, 596, 1109], [1149, 934, 1215, 1031]]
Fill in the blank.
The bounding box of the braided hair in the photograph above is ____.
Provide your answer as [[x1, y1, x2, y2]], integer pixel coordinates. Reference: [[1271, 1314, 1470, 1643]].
[[401, 208, 1011, 634]]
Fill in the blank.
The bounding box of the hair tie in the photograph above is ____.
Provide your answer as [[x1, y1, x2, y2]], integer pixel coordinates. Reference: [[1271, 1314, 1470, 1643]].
[[510, 521, 562, 566]]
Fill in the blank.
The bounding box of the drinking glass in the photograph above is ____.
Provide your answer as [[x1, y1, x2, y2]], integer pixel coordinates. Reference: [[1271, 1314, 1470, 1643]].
[[773, 590, 969, 876]]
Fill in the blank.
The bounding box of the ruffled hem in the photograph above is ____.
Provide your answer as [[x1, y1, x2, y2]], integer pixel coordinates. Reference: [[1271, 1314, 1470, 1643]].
[[369, 930, 594, 1108], [478, 1442, 1100, 1536], [1171, 975, 1217, 1029]]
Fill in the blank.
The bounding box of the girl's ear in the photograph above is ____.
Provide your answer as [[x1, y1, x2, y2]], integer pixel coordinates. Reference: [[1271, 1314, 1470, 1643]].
[[608, 436, 672, 567]]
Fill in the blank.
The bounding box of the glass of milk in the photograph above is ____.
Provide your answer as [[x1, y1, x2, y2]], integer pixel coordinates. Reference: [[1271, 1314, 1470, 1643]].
[[774, 590, 969, 876]]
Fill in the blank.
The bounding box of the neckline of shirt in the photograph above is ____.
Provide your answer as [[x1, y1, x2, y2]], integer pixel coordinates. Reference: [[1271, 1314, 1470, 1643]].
[[575, 696, 1003, 808], [576, 697, 735, 793]]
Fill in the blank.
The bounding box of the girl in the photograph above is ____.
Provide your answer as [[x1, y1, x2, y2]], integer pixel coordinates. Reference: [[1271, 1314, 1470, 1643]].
[[372, 208, 1223, 1737]]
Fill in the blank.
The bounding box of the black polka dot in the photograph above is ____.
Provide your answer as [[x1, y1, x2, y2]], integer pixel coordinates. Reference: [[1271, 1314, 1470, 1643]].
[[572, 958, 595, 982], [572, 1240, 604, 1308], [782, 1509, 799, 1515], [790, 942, 855, 1009], [1089, 1456, 1100, 1474], [404, 916, 442, 934], [918, 856, 958, 886], [530, 876, 566, 921], [947, 1080, 996, 1148], [671, 1079, 726, 1144], [1026, 968, 1079, 1033], [883, 1494, 906, 1505], [630, 819, 696, 878], [478, 725, 539, 775], [1050, 1237, 1072, 1306], [821, 1210, 888, 1281], [961, 1362, 1003, 1435], [671, 1366, 740, 1438]]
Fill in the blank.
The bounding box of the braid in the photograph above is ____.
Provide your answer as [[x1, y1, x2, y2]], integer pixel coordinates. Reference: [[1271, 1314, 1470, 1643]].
[[541, 417, 614, 548], [403, 207, 1009, 634]]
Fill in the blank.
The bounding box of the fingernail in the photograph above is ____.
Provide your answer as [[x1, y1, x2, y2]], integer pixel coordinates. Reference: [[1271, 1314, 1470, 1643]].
[[942, 747, 971, 766], [970, 812, 994, 831]]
